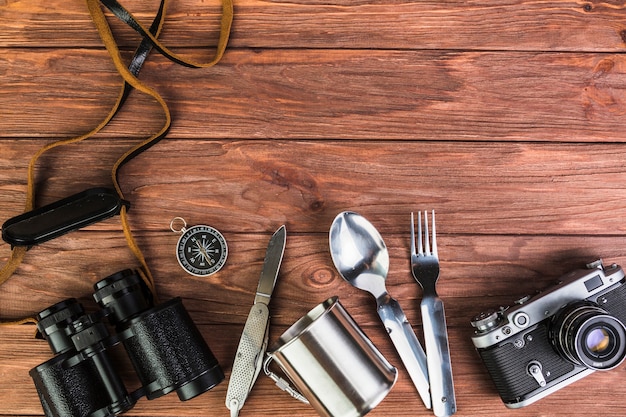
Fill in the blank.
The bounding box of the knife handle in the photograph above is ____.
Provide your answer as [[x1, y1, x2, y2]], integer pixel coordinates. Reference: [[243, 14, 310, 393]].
[[226, 303, 270, 414]]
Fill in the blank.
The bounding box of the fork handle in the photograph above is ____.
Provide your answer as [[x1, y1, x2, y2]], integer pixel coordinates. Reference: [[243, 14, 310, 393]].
[[421, 296, 456, 417], [377, 295, 431, 410]]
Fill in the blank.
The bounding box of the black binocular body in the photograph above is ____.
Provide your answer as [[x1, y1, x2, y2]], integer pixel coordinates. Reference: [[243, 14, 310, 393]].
[[30, 269, 224, 417]]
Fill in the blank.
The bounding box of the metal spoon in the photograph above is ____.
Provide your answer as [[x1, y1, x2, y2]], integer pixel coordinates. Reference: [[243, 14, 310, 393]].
[[329, 211, 431, 410]]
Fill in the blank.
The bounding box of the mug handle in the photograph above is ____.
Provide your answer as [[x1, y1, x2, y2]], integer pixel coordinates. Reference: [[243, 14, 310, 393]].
[[263, 355, 310, 404]]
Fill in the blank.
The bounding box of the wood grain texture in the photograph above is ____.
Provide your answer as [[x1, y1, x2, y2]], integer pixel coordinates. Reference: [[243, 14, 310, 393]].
[[2, 49, 626, 141], [3, 0, 626, 415], [3, 140, 626, 235], [2, 0, 626, 51]]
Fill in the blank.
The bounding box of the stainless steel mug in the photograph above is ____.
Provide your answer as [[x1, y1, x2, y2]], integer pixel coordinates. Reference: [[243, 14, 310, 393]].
[[264, 296, 397, 417]]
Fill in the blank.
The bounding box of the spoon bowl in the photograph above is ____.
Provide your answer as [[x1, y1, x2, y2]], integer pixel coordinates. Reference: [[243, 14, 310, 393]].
[[329, 211, 389, 296]]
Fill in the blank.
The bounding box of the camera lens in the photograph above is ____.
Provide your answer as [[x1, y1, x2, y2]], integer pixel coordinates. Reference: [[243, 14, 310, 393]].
[[586, 327, 611, 353], [582, 325, 620, 361], [551, 301, 626, 370]]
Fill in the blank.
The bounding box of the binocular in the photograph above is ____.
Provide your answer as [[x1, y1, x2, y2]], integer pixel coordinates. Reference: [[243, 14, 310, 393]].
[[30, 269, 224, 417]]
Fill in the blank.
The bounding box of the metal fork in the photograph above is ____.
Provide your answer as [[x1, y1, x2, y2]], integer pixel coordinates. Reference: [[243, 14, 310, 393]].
[[411, 211, 456, 417]]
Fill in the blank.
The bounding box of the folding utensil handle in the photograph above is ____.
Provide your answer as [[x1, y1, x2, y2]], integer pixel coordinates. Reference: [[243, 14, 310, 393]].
[[226, 303, 270, 416], [422, 296, 456, 416], [377, 295, 431, 410]]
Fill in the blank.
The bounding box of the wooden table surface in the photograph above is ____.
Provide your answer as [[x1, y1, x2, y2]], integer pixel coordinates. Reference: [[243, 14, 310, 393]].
[[2, 0, 626, 416]]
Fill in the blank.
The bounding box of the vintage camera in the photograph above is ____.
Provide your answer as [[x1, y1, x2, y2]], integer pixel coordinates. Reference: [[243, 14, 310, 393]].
[[470, 260, 626, 408], [29, 269, 224, 417]]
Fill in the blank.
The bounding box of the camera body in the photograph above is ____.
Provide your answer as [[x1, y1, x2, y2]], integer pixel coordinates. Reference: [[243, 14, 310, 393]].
[[30, 269, 224, 417], [471, 260, 626, 408]]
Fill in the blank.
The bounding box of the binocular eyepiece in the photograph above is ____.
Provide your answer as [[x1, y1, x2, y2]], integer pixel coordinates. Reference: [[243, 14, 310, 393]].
[[30, 269, 224, 417]]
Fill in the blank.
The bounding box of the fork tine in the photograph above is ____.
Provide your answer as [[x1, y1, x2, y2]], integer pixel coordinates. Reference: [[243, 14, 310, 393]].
[[410, 212, 417, 256], [417, 211, 424, 255], [431, 210, 438, 259], [423, 210, 430, 256]]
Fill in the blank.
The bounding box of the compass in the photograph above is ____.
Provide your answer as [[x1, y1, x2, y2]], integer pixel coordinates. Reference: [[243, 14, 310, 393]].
[[170, 217, 228, 277]]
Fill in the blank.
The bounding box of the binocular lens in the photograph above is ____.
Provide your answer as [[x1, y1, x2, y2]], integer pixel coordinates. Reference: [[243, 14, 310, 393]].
[[552, 301, 626, 370], [36, 298, 85, 355], [93, 269, 154, 326]]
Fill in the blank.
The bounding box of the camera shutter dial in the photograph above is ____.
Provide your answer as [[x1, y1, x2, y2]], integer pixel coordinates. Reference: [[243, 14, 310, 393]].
[[471, 309, 504, 333]]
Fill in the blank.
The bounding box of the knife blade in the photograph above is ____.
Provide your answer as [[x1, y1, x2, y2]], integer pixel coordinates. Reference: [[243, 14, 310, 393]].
[[225, 225, 286, 417]]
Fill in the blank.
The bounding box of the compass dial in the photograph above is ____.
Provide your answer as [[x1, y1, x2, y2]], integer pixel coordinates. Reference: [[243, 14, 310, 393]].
[[176, 225, 228, 277]]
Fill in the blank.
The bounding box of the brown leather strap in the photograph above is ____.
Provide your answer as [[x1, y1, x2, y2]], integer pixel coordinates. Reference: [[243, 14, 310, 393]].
[[0, 0, 233, 320], [97, 0, 233, 69]]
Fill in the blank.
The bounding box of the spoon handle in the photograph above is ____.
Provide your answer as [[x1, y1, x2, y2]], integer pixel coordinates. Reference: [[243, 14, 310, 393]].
[[377, 295, 431, 409]]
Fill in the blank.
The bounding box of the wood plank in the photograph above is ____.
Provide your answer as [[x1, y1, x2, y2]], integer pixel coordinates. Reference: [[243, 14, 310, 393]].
[[2, 49, 626, 141], [3, 140, 626, 237], [1, 0, 626, 51]]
